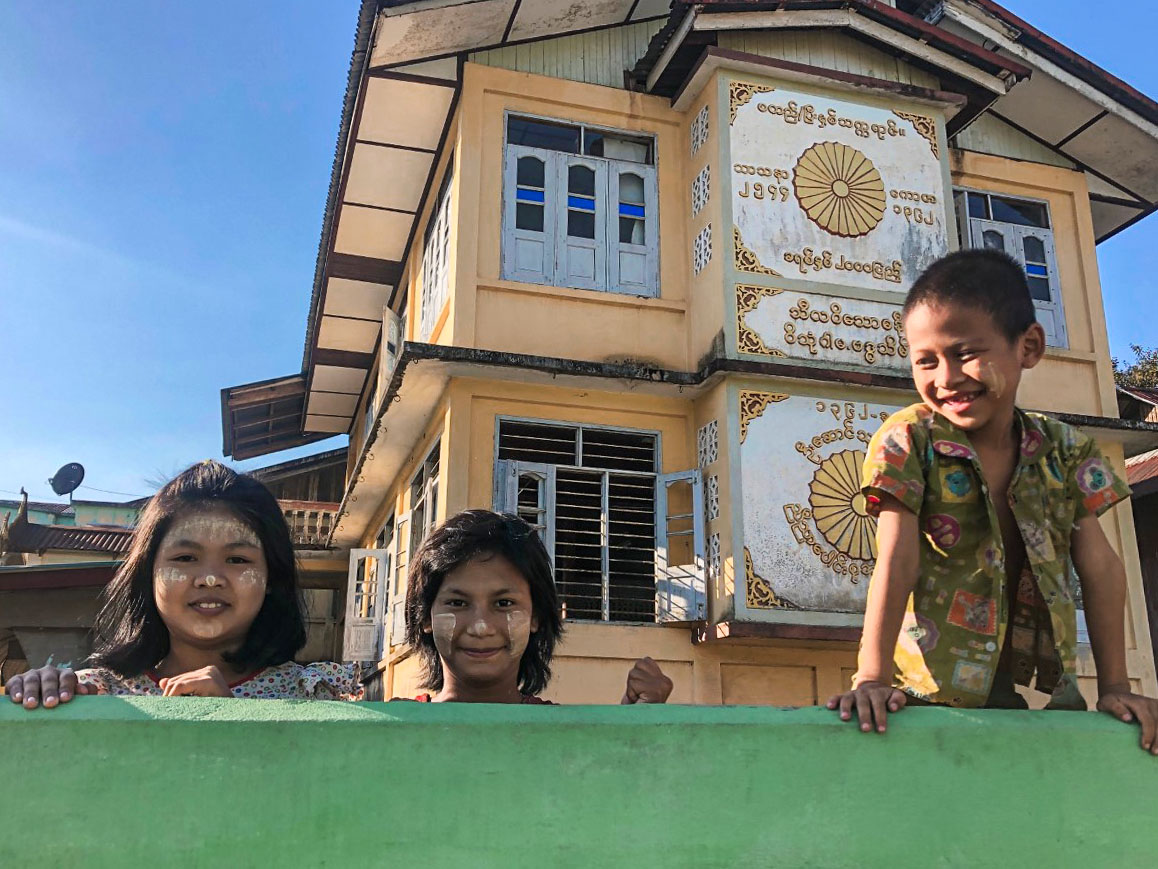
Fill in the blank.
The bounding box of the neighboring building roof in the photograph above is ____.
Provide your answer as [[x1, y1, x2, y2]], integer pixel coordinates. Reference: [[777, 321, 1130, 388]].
[[221, 373, 335, 459], [0, 500, 74, 517], [0, 561, 120, 591], [1118, 385, 1158, 407], [249, 447, 349, 482], [1127, 447, 1158, 487], [1116, 385, 1158, 424], [4, 520, 133, 555]]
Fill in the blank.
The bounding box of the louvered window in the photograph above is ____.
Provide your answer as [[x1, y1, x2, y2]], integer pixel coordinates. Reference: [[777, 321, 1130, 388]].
[[410, 441, 440, 556], [420, 161, 454, 341], [494, 420, 704, 623]]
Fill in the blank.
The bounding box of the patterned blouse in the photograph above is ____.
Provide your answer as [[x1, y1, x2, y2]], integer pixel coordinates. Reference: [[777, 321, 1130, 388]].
[[860, 403, 1130, 709], [76, 661, 364, 701]]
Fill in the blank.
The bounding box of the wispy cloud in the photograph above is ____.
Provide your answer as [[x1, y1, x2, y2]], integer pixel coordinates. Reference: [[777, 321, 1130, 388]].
[[0, 212, 211, 294]]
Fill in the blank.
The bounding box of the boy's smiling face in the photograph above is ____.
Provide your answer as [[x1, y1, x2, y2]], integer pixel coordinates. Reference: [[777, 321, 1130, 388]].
[[905, 300, 1044, 441]]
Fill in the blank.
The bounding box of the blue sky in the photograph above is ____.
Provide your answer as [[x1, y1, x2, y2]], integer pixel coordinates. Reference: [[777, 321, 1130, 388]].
[[1, 1, 1156, 504]]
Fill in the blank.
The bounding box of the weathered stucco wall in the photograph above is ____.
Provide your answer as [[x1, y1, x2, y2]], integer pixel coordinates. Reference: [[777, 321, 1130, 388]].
[[3, 699, 1156, 868]]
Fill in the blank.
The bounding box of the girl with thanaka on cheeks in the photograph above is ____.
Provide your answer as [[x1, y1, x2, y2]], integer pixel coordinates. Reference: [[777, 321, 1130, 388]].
[[6, 461, 362, 706], [401, 510, 673, 704]]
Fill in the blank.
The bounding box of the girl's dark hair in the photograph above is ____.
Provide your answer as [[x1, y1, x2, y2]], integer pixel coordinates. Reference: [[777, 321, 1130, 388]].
[[405, 510, 564, 696], [87, 460, 307, 676], [903, 248, 1037, 342]]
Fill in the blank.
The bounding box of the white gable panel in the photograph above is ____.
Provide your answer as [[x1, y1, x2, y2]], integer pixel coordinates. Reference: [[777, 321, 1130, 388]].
[[391, 57, 459, 80], [317, 316, 380, 353], [995, 73, 1103, 144], [632, 0, 671, 19], [371, 0, 515, 68], [1091, 200, 1145, 241], [508, 0, 634, 41], [345, 145, 433, 211], [333, 205, 412, 260], [323, 277, 392, 321], [312, 365, 367, 395], [1064, 114, 1158, 202], [360, 78, 455, 150], [307, 393, 360, 417], [1084, 172, 1139, 202], [305, 414, 351, 434]]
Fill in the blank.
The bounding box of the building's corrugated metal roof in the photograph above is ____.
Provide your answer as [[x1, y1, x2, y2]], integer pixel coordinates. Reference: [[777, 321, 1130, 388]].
[[0, 500, 74, 516], [1127, 447, 1158, 487], [1118, 386, 1158, 407], [5, 521, 133, 554]]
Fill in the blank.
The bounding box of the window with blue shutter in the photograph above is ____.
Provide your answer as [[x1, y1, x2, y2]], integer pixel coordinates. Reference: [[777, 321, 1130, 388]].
[[502, 115, 657, 297]]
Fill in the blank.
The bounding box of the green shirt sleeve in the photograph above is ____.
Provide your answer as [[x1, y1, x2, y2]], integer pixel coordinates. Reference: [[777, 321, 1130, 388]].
[[1066, 431, 1131, 520], [861, 413, 926, 517]]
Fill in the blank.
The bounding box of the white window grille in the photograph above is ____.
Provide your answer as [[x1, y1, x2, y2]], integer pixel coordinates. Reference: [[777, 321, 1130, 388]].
[[697, 420, 718, 469], [690, 104, 709, 156], [693, 223, 712, 275], [493, 419, 704, 624], [692, 165, 710, 218], [419, 162, 453, 341], [953, 188, 1068, 348], [501, 115, 658, 297]]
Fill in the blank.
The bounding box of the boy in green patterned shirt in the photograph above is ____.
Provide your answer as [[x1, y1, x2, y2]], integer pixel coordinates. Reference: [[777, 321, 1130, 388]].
[[827, 249, 1158, 754]]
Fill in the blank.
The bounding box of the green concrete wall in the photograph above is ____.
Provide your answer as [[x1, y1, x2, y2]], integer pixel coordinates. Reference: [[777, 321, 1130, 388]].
[[2, 700, 1156, 867]]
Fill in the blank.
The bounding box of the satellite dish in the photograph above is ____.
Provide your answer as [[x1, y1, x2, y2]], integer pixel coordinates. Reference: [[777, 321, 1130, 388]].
[[49, 463, 85, 497]]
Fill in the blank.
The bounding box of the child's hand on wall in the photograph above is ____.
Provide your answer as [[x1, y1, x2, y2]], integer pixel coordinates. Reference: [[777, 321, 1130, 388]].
[[5, 667, 93, 709], [1096, 689, 1158, 755], [826, 681, 908, 733], [157, 666, 233, 698], [621, 657, 674, 704]]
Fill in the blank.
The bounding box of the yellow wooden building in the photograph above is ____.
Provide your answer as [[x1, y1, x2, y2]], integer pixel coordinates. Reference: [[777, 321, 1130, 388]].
[[221, 0, 1158, 704]]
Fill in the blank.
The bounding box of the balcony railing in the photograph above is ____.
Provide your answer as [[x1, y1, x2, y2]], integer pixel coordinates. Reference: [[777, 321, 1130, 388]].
[[280, 500, 340, 548]]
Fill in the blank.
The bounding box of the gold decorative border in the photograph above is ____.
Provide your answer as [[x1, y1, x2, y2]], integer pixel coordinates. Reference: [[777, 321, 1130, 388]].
[[892, 111, 939, 159], [739, 390, 789, 443], [733, 226, 781, 276], [729, 80, 775, 124], [744, 547, 800, 609], [736, 285, 787, 357]]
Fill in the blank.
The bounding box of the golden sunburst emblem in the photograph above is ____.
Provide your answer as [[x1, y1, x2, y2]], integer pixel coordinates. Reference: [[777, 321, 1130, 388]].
[[808, 449, 877, 560], [793, 142, 886, 238]]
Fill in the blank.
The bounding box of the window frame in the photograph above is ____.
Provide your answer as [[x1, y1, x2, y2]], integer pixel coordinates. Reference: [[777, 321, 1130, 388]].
[[419, 157, 454, 342], [492, 416, 706, 626], [408, 438, 441, 556], [501, 111, 659, 298], [953, 186, 1069, 349]]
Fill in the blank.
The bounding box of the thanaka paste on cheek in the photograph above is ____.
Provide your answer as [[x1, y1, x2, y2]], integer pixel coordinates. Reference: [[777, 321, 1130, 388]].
[[504, 610, 531, 657], [432, 613, 457, 651], [979, 361, 1006, 399], [237, 567, 266, 588], [155, 567, 189, 586]]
